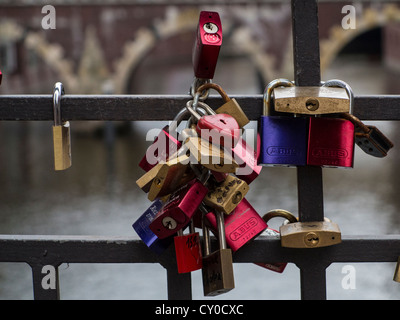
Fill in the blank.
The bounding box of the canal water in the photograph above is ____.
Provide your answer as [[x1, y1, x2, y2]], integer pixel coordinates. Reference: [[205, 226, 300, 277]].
[[0, 55, 399, 299]]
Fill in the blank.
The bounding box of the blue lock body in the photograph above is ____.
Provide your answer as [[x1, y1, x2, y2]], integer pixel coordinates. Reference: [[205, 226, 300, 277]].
[[258, 79, 308, 167], [259, 116, 308, 166], [132, 199, 173, 254]]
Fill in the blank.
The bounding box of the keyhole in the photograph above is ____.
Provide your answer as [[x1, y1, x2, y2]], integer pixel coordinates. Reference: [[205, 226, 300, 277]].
[[304, 232, 319, 247], [219, 119, 227, 125], [305, 98, 319, 111]]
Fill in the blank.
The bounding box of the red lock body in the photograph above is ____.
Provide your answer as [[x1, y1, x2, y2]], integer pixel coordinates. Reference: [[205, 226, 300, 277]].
[[174, 231, 203, 273], [139, 125, 181, 172], [307, 117, 355, 168], [149, 180, 208, 239], [231, 136, 262, 184], [205, 198, 267, 252], [196, 113, 240, 148], [192, 11, 222, 79]]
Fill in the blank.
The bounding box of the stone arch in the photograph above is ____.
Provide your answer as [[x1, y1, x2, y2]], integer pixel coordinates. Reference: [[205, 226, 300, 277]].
[[112, 7, 277, 94], [320, 4, 400, 75]]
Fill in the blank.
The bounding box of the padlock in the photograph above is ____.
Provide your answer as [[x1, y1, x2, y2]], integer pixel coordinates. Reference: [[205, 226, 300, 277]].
[[205, 198, 267, 251], [202, 210, 235, 296], [147, 153, 194, 201], [307, 80, 355, 168], [196, 82, 250, 128], [341, 113, 394, 158], [203, 174, 249, 214], [184, 136, 239, 173], [192, 11, 222, 80], [273, 85, 350, 115], [186, 100, 240, 149], [52, 82, 72, 171], [149, 168, 210, 239], [393, 257, 400, 283], [232, 136, 262, 184], [174, 221, 203, 273], [264, 209, 342, 248], [259, 79, 308, 167], [132, 199, 173, 254], [136, 162, 164, 193]]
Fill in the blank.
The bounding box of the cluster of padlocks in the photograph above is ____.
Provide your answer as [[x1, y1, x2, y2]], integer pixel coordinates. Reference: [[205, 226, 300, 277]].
[[132, 11, 396, 295]]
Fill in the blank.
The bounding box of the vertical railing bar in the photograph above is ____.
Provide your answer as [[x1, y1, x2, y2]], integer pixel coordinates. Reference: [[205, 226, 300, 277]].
[[166, 267, 192, 300], [30, 264, 60, 300], [291, 0, 327, 300]]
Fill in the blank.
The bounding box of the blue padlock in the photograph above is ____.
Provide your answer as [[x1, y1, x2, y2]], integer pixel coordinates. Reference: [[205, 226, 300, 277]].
[[132, 199, 173, 254], [258, 79, 308, 166]]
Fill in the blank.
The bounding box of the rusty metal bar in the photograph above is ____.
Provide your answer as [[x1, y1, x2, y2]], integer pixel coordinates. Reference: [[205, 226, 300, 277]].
[[0, 95, 399, 121]]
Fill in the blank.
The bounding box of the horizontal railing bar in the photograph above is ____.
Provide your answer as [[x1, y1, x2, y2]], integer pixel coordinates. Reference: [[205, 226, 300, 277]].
[[0, 95, 399, 121], [0, 235, 399, 265]]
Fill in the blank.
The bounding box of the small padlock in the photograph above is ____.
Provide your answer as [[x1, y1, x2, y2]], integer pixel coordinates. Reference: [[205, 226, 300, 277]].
[[174, 220, 203, 274], [232, 136, 262, 185], [307, 80, 355, 168], [341, 113, 394, 158], [264, 209, 342, 248], [196, 82, 250, 128], [192, 11, 222, 80], [186, 100, 240, 149], [202, 210, 235, 296], [136, 162, 164, 193], [184, 136, 239, 173], [147, 153, 194, 201], [203, 174, 249, 215], [393, 257, 400, 283], [52, 82, 72, 171], [149, 168, 210, 239], [132, 199, 173, 255], [273, 85, 350, 115], [205, 198, 267, 251], [259, 79, 308, 167]]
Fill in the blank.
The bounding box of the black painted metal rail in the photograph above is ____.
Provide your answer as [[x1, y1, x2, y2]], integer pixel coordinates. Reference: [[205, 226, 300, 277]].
[[0, 0, 399, 300]]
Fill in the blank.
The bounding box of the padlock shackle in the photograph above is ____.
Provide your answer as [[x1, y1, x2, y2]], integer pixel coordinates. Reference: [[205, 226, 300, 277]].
[[169, 105, 207, 133], [53, 82, 65, 126], [322, 79, 354, 114], [197, 82, 230, 102], [262, 209, 298, 224], [263, 79, 294, 116]]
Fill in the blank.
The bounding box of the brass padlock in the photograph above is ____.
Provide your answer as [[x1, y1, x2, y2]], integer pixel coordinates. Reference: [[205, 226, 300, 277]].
[[196, 82, 250, 128], [203, 174, 249, 214], [136, 162, 164, 193], [202, 209, 235, 296], [184, 136, 239, 173], [264, 209, 341, 248], [394, 257, 400, 283], [147, 153, 194, 201], [52, 82, 72, 171], [273, 83, 350, 115]]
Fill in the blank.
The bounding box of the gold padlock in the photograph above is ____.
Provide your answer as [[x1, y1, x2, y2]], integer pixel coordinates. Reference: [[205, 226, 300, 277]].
[[184, 136, 238, 173], [52, 82, 72, 171], [273, 83, 350, 115], [203, 174, 249, 214], [147, 153, 194, 201], [264, 209, 341, 248], [196, 82, 250, 128], [394, 257, 400, 283]]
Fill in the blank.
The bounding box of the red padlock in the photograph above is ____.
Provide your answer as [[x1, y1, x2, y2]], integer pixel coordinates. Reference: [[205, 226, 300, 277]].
[[192, 11, 222, 80], [149, 170, 210, 239], [174, 222, 203, 273], [205, 198, 267, 252], [232, 136, 262, 185], [186, 100, 240, 149]]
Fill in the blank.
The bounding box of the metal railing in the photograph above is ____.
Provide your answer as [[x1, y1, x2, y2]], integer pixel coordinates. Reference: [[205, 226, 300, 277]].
[[0, 0, 400, 300]]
